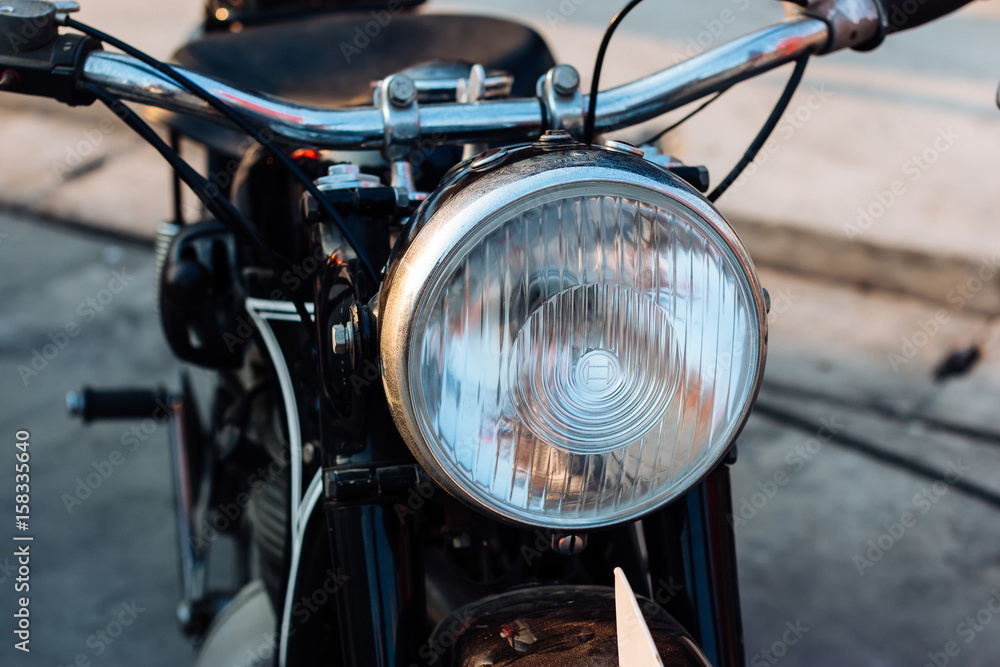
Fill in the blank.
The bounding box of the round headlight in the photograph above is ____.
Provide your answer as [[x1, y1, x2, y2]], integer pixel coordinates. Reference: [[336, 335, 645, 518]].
[[380, 142, 766, 530]]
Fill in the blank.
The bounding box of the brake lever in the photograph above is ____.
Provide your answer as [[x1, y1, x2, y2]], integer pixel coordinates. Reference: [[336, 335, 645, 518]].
[[0, 0, 100, 105]]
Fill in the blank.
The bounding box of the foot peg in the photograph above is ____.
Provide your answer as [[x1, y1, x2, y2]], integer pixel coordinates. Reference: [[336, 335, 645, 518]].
[[66, 386, 169, 423]]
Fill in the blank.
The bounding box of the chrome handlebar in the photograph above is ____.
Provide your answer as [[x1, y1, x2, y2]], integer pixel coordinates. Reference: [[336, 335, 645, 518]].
[[80, 16, 830, 150]]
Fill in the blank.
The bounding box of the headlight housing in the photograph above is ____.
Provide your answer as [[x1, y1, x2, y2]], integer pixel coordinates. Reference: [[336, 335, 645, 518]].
[[380, 140, 766, 530]]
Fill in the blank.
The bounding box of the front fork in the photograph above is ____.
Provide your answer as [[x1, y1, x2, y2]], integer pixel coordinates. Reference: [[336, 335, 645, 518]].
[[645, 455, 746, 666], [309, 451, 746, 666]]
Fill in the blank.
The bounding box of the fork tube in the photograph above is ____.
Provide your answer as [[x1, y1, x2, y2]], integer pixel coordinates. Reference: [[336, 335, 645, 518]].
[[644, 459, 745, 666], [324, 492, 424, 666]]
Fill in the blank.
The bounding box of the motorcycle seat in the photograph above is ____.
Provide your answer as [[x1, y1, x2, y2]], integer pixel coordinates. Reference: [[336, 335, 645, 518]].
[[172, 11, 554, 107]]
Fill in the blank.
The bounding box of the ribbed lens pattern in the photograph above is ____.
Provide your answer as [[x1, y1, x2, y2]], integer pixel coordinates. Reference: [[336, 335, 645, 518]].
[[413, 193, 756, 526]]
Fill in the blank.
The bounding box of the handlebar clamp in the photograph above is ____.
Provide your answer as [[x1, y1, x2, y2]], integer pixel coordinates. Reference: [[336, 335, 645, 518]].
[[539, 64, 585, 138]]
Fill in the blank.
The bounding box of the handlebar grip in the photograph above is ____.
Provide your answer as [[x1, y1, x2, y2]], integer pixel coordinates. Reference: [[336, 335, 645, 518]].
[[876, 0, 974, 33], [66, 387, 169, 422]]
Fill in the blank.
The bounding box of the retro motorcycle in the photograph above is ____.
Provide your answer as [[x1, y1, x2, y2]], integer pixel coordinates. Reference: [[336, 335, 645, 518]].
[[0, 0, 977, 664]]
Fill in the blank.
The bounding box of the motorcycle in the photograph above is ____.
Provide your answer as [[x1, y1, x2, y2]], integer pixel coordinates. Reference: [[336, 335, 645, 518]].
[[0, 0, 978, 664]]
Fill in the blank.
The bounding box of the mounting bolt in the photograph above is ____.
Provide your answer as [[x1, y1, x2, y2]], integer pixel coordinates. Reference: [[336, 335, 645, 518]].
[[551, 533, 587, 556], [332, 323, 355, 356], [538, 129, 573, 144], [387, 76, 417, 108], [551, 64, 580, 97]]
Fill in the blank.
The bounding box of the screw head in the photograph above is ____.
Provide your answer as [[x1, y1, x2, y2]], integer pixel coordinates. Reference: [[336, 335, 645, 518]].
[[388, 76, 417, 108], [551, 65, 580, 97]]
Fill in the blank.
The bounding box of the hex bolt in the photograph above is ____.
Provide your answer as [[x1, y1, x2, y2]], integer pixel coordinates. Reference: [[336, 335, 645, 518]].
[[551, 64, 580, 97], [387, 76, 417, 108], [332, 323, 355, 356]]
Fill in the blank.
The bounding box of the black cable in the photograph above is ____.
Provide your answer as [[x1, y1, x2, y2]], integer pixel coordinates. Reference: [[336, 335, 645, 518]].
[[66, 18, 379, 283], [707, 56, 810, 203], [637, 88, 729, 147], [584, 0, 650, 145], [83, 84, 316, 340]]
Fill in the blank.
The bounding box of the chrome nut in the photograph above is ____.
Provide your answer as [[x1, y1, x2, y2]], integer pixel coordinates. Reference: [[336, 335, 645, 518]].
[[332, 323, 355, 356]]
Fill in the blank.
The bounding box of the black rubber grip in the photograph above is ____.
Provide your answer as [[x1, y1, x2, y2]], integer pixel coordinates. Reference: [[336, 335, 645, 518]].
[[877, 0, 974, 33], [75, 387, 168, 423]]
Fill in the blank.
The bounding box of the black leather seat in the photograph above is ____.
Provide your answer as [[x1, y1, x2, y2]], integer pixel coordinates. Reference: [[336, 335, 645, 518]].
[[172, 11, 554, 107]]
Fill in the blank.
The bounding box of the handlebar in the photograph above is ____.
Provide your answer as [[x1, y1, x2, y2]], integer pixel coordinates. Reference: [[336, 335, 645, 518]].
[[77, 16, 829, 150], [0, 0, 974, 150]]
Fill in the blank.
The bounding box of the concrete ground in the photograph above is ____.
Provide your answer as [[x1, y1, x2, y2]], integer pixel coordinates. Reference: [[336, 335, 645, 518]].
[[2, 212, 999, 666], [0, 214, 195, 667], [1, 0, 999, 665]]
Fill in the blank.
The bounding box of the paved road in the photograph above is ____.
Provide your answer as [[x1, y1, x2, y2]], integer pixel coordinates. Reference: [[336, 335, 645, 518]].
[[2, 213, 1000, 665], [0, 214, 193, 666]]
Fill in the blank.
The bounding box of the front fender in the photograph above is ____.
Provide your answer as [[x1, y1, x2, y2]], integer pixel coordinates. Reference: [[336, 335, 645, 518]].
[[427, 585, 710, 666]]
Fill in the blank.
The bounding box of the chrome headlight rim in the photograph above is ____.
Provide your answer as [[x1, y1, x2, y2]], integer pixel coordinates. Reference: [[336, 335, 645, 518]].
[[380, 143, 768, 530]]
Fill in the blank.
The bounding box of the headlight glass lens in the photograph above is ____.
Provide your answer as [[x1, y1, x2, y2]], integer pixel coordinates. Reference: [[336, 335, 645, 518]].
[[405, 182, 763, 529]]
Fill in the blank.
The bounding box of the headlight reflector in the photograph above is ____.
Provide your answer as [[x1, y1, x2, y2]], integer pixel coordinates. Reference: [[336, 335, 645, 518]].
[[381, 144, 766, 529]]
